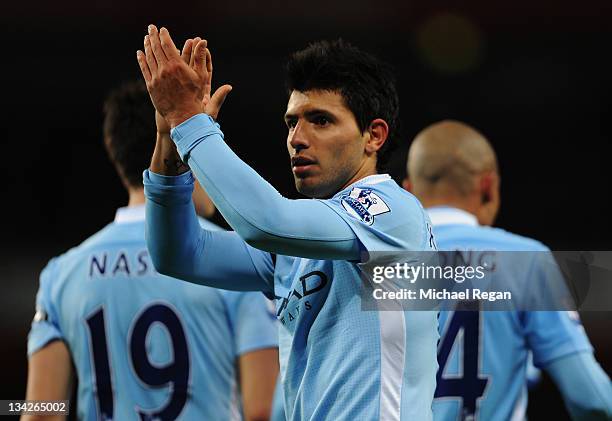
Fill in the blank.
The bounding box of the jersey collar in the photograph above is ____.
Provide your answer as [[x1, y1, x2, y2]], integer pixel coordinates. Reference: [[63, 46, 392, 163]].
[[114, 204, 145, 224], [427, 206, 479, 227], [334, 174, 392, 198]]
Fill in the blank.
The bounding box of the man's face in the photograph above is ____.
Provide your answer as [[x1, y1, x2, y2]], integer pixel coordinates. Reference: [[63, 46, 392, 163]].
[[285, 90, 368, 199]]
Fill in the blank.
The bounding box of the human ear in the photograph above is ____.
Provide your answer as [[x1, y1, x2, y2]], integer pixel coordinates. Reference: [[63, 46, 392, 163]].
[[477, 172, 500, 226], [365, 119, 389, 155]]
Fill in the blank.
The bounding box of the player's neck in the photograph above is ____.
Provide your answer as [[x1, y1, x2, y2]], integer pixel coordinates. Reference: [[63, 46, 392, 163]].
[[127, 188, 146, 207], [340, 160, 378, 192]]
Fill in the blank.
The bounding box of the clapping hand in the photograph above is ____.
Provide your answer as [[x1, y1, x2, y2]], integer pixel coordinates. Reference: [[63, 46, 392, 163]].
[[137, 25, 232, 133]]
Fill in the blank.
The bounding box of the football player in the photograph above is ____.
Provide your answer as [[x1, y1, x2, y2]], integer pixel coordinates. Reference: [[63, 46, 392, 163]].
[[24, 76, 279, 420], [405, 120, 612, 420], [137, 28, 439, 420]]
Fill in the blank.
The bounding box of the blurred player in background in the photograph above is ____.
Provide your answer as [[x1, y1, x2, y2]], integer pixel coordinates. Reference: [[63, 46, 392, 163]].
[[270, 377, 285, 421], [23, 78, 279, 420], [137, 27, 439, 420], [404, 120, 612, 420]]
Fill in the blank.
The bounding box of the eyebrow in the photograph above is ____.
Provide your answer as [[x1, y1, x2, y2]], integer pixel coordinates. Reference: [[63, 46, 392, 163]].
[[284, 108, 335, 121]]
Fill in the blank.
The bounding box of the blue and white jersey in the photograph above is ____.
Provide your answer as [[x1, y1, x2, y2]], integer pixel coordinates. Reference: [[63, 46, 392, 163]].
[[145, 114, 441, 420], [270, 176, 439, 421], [429, 207, 593, 421], [28, 205, 278, 421]]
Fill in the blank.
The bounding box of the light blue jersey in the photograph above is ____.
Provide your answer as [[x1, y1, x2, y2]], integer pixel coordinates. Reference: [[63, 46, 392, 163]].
[[270, 375, 285, 421], [146, 171, 439, 421], [143, 114, 440, 420], [28, 205, 278, 421], [273, 177, 439, 420], [429, 207, 595, 421]]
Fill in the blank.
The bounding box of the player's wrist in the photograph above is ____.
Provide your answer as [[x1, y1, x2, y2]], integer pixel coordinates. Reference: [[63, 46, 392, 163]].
[[166, 105, 204, 129], [155, 110, 171, 134], [151, 132, 189, 176]]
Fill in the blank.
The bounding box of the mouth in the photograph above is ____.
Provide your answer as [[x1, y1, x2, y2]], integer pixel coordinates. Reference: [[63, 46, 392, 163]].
[[291, 156, 317, 177]]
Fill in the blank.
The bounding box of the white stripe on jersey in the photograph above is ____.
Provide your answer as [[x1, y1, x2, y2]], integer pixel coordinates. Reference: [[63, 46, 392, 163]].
[[510, 385, 527, 421], [229, 377, 242, 421], [378, 307, 406, 421]]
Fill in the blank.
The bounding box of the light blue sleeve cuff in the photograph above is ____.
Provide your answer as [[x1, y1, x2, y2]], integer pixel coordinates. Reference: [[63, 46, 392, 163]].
[[145, 169, 194, 186], [143, 169, 194, 205], [170, 113, 224, 161]]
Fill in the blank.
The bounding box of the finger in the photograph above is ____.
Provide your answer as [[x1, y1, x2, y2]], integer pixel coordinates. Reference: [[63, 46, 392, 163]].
[[204, 48, 213, 90], [208, 84, 233, 119], [136, 50, 152, 82], [192, 39, 209, 75], [189, 37, 202, 68], [159, 27, 181, 60], [211, 84, 232, 108], [205, 47, 212, 75], [144, 35, 158, 74], [203, 49, 213, 90], [181, 39, 193, 64], [147, 24, 168, 65]]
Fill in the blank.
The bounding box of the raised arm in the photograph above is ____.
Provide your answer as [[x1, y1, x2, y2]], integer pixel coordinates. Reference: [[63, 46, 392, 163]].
[[137, 26, 362, 261], [140, 33, 274, 292], [144, 171, 274, 293], [170, 115, 361, 260]]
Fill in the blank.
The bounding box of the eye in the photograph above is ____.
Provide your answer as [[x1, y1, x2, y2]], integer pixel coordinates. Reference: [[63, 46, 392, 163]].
[[313, 115, 330, 126], [286, 118, 297, 129]]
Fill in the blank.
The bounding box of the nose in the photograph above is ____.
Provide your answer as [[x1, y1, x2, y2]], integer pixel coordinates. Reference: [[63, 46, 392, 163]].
[[288, 120, 309, 153]]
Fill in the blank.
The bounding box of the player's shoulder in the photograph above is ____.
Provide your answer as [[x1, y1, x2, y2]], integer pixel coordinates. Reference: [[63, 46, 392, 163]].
[[479, 226, 550, 251], [218, 288, 268, 306], [335, 174, 427, 226], [430, 207, 549, 251], [49, 222, 109, 264], [217, 289, 276, 321], [40, 221, 140, 286], [346, 174, 420, 207], [63, 221, 138, 256]]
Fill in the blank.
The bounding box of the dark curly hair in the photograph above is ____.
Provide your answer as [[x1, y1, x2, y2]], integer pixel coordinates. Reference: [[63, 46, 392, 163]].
[[286, 39, 401, 172], [103, 81, 155, 188]]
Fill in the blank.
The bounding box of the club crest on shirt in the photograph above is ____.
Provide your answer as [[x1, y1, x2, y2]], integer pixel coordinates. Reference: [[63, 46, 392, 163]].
[[341, 187, 390, 225]]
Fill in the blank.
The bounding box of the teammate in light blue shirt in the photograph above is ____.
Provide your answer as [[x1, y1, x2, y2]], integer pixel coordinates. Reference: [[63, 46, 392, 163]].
[[270, 375, 286, 421], [136, 30, 439, 420], [25, 81, 279, 421], [404, 120, 612, 420]]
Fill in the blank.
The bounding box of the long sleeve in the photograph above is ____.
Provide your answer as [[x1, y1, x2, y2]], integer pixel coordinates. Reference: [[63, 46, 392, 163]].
[[545, 352, 612, 420], [144, 170, 275, 294], [169, 114, 361, 261]]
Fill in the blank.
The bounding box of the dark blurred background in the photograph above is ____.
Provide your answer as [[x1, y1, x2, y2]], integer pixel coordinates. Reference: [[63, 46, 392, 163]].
[[1, 0, 611, 419]]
